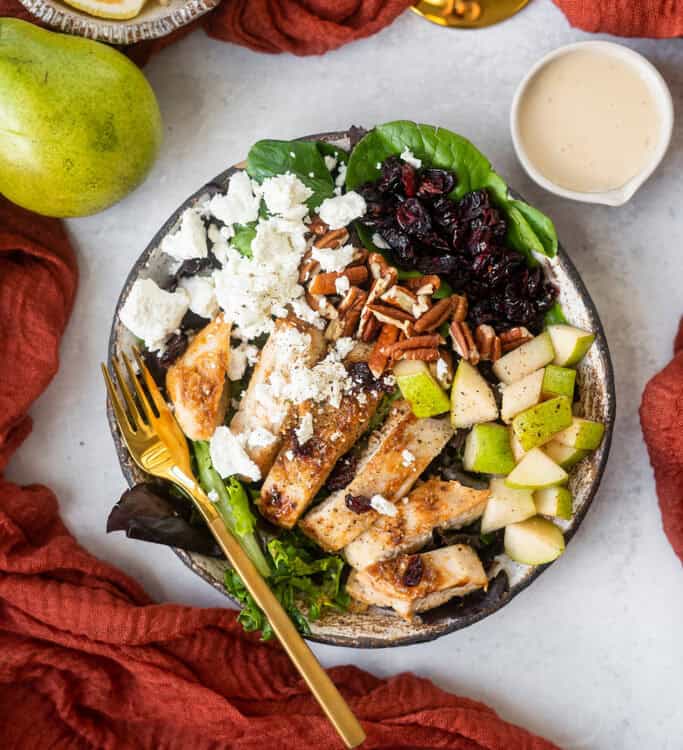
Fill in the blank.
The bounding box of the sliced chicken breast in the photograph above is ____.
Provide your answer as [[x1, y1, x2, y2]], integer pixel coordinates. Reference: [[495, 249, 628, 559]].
[[299, 402, 453, 551], [346, 544, 487, 620], [344, 479, 489, 570], [166, 314, 231, 440], [230, 317, 325, 477], [258, 387, 383, 528]]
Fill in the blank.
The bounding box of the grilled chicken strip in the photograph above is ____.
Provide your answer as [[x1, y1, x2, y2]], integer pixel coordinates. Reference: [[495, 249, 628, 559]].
[[166, 314, 231, 440], [344, 479, 489, 570], [258, 349, 381, 528], [230, 317, 325, 477], [299, 402, 453, 551], [346, 544, 487, 620]]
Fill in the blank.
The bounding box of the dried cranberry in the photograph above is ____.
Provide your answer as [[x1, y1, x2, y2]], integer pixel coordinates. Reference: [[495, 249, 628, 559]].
[[378, 156, 403, 193], [326, 453, 358, 492], [380, 225, 417, 269], [416, 255, 460, 276], [417, 232, 451, 255], [292, 430, 316, 457], [396, 198, 431, 236], [158, 331, 188, 369], [402, 555, 424, 587], [400, 162, 417, 197], [457, 189, 490, 221], [345, 494, 372, 514], [417, 168, 455, 198], [347, 361, 376, 390]]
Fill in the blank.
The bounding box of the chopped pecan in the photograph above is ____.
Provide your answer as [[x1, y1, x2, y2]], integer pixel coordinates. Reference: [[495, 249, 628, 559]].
[[413, 294, 432, 319], [414, 296, 454, 333], [500, 326, 533, 353], [450, 320, 479, 364], [366, 304, 414, 337], [368, 323, 400, 377], [357, 266, 398, 340], [475, 324, 502, 362], [380, 285, 418, 315], [309, 266, 368, 295], [306, 291, 338, 319], [396, 348, 441, 362], [403, 274, 441, 295], [298, 252, 320, 284], [451, 294, 468, 323], [384, 334, 445, 357], [314, 228, 349, 249], [360, 314, 382, 343], [348, 248, 369, 267], [332, 287, 368, 338], [368, 252, 391, 280], [308, 216, 328, 236]]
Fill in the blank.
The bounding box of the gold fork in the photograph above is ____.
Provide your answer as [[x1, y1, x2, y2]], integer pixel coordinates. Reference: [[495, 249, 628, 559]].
[[102, 350, 366, 749]]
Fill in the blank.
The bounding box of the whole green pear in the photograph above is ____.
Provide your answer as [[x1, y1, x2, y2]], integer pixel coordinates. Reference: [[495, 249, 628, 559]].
[[0, 19, 162, 217]]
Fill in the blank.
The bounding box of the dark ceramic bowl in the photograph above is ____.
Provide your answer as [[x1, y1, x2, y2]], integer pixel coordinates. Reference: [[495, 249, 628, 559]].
[[107, 129, 616, 648]]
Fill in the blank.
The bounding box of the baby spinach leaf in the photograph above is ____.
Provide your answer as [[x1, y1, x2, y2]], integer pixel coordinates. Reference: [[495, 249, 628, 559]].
[[346, 121, 557, 260], [247, 139, 335, 209], [316, 141, 349, 164], [231, 222, 256, 258], [544, 302, 568, 326]]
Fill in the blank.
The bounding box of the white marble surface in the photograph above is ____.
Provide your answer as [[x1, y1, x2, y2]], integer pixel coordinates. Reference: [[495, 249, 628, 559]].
[[6, 2, 683, 748]]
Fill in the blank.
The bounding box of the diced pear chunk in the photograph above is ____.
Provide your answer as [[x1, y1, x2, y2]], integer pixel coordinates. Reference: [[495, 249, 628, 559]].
[[463, 423, 515, 475], [547, 324, 595, 367], [395, 359, 450, 418], [481, 478, 536, 533], [510, 429, 528, 463], [542, 365, 576, 400], [512, 396, 573, 451], [450, 360, 498, 429], [535, 486, 573, 520], [505, 516, 565, 565], [501, 369, 544, 424], [505, 448, 568, 489], [553, 417, 605, 451], [492, 331, 555, 385], [543, 440, 589, 469]]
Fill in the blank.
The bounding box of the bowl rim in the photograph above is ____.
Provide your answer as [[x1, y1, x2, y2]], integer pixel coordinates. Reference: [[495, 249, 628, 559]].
[[107, 128, 616, 648], [510, 40, 674, 207]]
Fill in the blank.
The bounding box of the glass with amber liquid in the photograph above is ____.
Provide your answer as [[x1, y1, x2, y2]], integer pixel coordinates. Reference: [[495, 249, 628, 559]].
[[412, 0, 530, 28]]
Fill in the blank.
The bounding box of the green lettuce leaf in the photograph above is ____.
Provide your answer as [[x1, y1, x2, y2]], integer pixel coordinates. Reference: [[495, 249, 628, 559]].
[[346, 121, 557, 260]]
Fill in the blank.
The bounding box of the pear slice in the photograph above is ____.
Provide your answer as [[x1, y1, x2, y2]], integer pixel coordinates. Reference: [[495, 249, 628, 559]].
[[553, 417, 605, 451], [463, 423, 515, 475], [501, 369, 544, 424], [481, 478, 536, 533], [511, 396, 573, 451], [492, 331, 555, 385], [450, 360, 498, 429], [542, 365, 576, 401], [505, 448, 568, 489], [534, 486, 573, 520], [547, 324, 595, 367], [543, 440, 589, 469], [394, 359, 450, 418], [504, 516, 565, 565], [510, 429, 528, 463]]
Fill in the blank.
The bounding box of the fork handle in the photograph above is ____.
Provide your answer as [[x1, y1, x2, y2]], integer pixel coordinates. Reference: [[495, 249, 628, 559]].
[[205, 514, 366, 749]]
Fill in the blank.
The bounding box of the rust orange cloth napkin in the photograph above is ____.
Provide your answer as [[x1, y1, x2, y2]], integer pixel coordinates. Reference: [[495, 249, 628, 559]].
[[554, 0, 683, 38], [641, 318, 683, 562], [0, 197, 563, 748]]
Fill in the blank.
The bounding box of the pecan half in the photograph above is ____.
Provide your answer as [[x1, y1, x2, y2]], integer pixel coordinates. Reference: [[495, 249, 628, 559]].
[[384, 334, 445, 357], [368, 323, 400, 377], [475, 324, 502, 362], [380, 285, 419, 315], [357, 267, 399, 340], [309, 266, 368, 295], [308, 216, 328, 236], [366, 304, 415, 337], [360, 314, 382, 343], [395, 348, 441, 362], [451, 294, 468, 323], [450, 320, 479, 364], [368, 252, 391, 280], [327, 287, 367, 339], [403, 274, 441, 295], [414, 296, 454, 333], [314, 228, 349, 249], [500, 326, 533, 353]]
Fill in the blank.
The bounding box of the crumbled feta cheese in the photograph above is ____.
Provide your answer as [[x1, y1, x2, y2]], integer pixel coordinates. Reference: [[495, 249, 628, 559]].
[[308, 172, 315, 178], [311, 244, 356, 272], [400, 148, 422, 169], [375, 162, 382, 169], [247, 427, 277, 450], [335, 162, 347, 188], [335, 337, 355, 359], [370, 494, 398, 517], [335, 275, 350, 295], [119, 278, 189, 351], [295, 413, 314, 445], [371, 232, 391, 250], [208, 490, 220, 502], [401, 449, 416, 467], [436, 357, 449, 383], [208, 171, 260, 227], [324, 155, 337, 172], [317, 191, 366, 230], [178, 275, 218, 319], [289, 151, 296, 158], [259, 173, 312, 220], [161, 208, 208, 261], [209, 426, 261, 481], [228, 341, 259, 381]]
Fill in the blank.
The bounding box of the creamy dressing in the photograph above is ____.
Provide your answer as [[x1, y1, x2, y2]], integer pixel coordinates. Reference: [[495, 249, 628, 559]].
[[517, 49, 661, 194]]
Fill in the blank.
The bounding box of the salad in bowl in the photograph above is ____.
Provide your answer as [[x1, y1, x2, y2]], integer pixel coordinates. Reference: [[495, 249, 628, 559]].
[[108, 122, 614, 646]]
